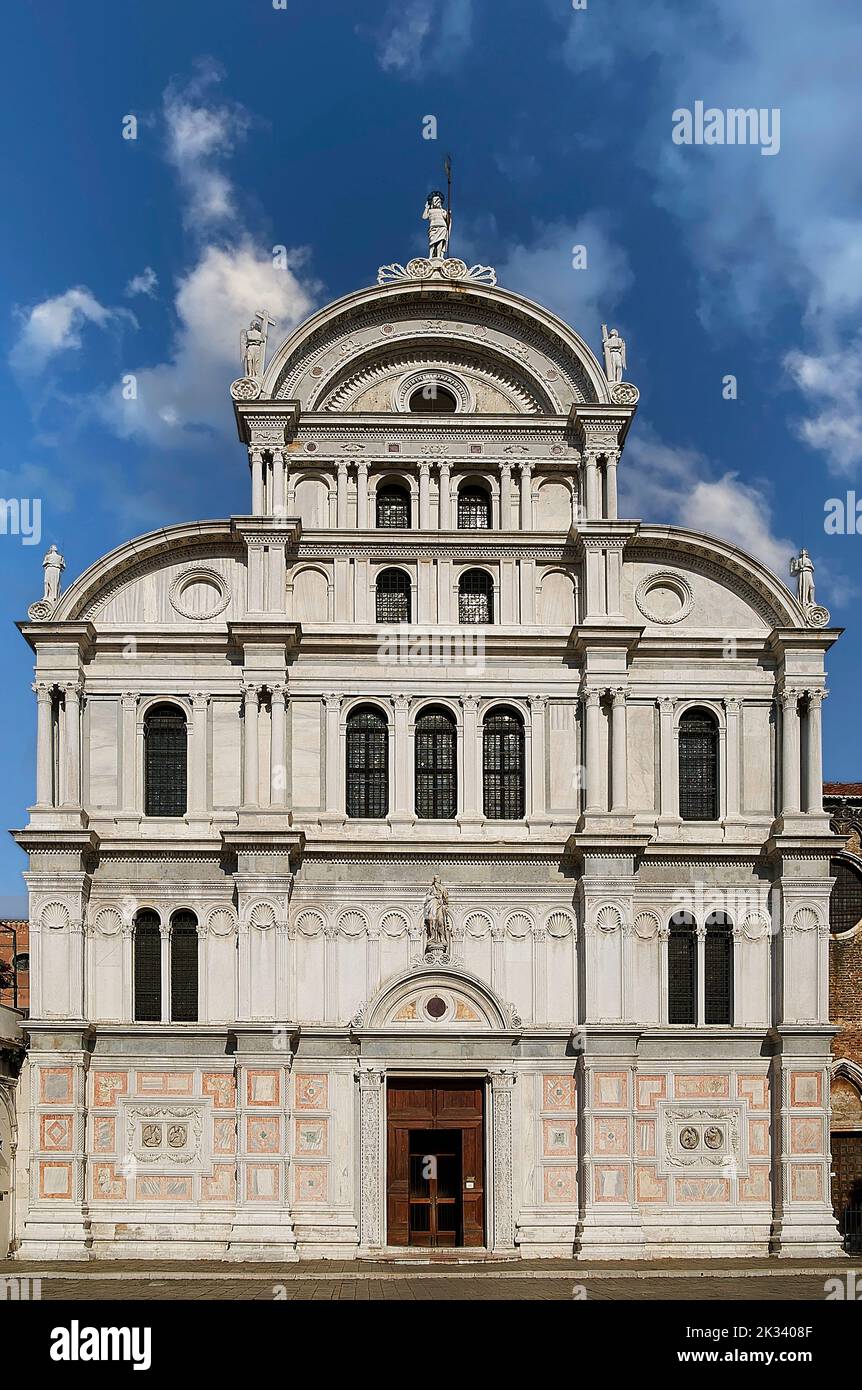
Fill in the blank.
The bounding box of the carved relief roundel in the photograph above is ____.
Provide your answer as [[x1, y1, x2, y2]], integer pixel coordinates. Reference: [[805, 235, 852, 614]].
[[635, 571, 694, 625], [169, 568, 231, 621]]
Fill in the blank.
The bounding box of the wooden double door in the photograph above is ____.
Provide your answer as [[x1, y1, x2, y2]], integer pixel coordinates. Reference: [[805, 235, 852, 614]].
[[386, 1080, 485, 1247]]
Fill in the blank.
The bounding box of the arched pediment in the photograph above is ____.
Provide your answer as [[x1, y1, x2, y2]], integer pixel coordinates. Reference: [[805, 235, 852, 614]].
[[261, 280, 611, 414], [353, 966, 522, 1032]]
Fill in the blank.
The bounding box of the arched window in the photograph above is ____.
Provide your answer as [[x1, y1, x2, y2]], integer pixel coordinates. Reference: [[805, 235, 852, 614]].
[[678, 707, 719, 821], [668, 912, 697, 1024], [346, 706, 389, 819], [458, 486, 491, 530], [133, 910, 162, 1022], [376, 484, 411, 529], [830, 858, 862, 935], [376, 568, 411, 624], [415, 706, 457, 820], [144, 703, 187, 817], [483, 707, 525, 819], [409, 384, 457, 413], [170, 910, 199, 1023], [705, 912, 733, 1024], [459, 568, 493, 624]]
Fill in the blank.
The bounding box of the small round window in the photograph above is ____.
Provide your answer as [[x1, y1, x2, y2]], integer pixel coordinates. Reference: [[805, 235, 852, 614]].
[[409, 384, 458, 414]]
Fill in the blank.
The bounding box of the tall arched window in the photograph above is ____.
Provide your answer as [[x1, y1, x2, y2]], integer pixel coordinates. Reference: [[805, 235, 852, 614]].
[[346, 705, 389, 819], [678, 707, 719, 821], [170, 910, 199, 1023], [830, 858, 862, 935], [133, 909, 162, 1023], [458, 486, 491, 530], [144, 703, 187, 817], [415, 706, 457, 820], [668, 912, 697, 1024], [376, 568, 411, 623], [376, 484, 411, 529], [483, 707, 525, 819], [705, 912, 733, 1024], [458, 568, 493, 624]]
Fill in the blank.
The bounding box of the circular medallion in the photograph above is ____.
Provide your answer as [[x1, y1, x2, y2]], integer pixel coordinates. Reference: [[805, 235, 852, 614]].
[[679, 1126, 699, 1151], [635, 571, 694, 625], [169, 568, 230, 621], [425, 996, 447, 1020]]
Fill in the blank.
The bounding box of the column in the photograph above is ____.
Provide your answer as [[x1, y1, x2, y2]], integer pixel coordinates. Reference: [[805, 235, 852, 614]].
[[583, 688, 603, 814], [519, 462, 533, 531], [336, 461, 348, 528], [120, 691, 138, 812], [605, 451, 619, 520], [271, 684, 288, 807], [657, 697, 676, 821], [529, 695, 547, 820], [610, 687, 628, 812], [438, 462, 451, 529], [272, 449, 286, 519], [188, 690, 210, 814], [33, 681, 53, 806], [242, 685, 260, 808], [805, 690, 826, 814], [358, 1068, 384, 1250], [780, 688, 801, 816], [391, 694, 411, 821], [696, 923, 707, 1026], [324, 693, 342, 815], [499, 462, 512, 529], [724, 697, 741, 819], [605, 541, 623, 617], [418, 461, 431, 530], [62, 682, 81, 807], [356, 462, 369, 530], [489, 1070, 516, 1251], [250, 448, 264, 515], [583, 450, 599, 520], [461, 694, 480, 819]]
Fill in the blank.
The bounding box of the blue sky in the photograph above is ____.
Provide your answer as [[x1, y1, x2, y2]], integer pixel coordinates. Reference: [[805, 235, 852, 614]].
[[0, 0, 859, 907]]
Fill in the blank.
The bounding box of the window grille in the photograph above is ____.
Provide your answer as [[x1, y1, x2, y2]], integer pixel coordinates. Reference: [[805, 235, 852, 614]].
[[170, 911, 199, 1023], [483, 708, 525, 819], [458, 568, 493, 624], [144, 703, 187, 817], [415, 707, 457, 819], [679, 708, 719, 821], [704, 913, 733, 1025], [457, 487, 490, 529], [376, 568, 411, 624], [830, 858, 862, 934], [668, 913, 697, 1024], [346, 706, 389, 818], [376, 485, 411, 529], [134, 910, 162, 1022]]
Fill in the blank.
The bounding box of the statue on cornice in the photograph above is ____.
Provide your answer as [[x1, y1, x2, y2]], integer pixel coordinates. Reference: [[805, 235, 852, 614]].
[[42, 544, 64, 603], [423, 191, 451, 260], [790, 547, 816, 608], [423, 876, 453, 955], [241, 310, 275, 382], [601, 323, 626, 384]]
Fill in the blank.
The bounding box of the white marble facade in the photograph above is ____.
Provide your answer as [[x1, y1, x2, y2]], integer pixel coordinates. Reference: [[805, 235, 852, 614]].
[[10, 257, 843, 1260]]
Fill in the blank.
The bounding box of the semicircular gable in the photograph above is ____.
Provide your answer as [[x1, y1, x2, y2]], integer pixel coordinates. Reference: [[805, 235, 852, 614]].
[[627, 527, 806, 631], [262, 281, 610, 412]]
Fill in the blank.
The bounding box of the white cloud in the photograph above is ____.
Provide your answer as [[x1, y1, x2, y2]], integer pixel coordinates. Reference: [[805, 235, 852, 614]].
[[125, 267, 158, 298], [785, 343, 862, 475], [621, 426, 795, 580], [556, 0, 862, 471], [376, 0, 473, 75], [163, 61, 250, 232], [101, 241, 318, 446], [9, 288, 120, 372], [493, 213, 634, 347]]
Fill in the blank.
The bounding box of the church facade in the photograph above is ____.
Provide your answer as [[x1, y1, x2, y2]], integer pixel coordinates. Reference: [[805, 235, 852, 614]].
[[10, 235, 844, 1260]]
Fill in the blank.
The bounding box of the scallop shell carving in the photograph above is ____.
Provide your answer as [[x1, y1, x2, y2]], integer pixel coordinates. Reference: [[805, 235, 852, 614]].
[[465, 912, 492, 938], [545, 910, 573, 938], [207, 908, 236, 938], [294, 909, 325, 937], [380, 911, 409, 938], [595, 904, 623, 933], [742, 912, 771, 941], [506, 912, 532, 939], [41, 901, 70, 930], [94, 907, 123, 937], [792, 906, 819, 932], [633, 910, 660, 940], [338, 909, 367, 938], [249, 902, 277, 929]]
